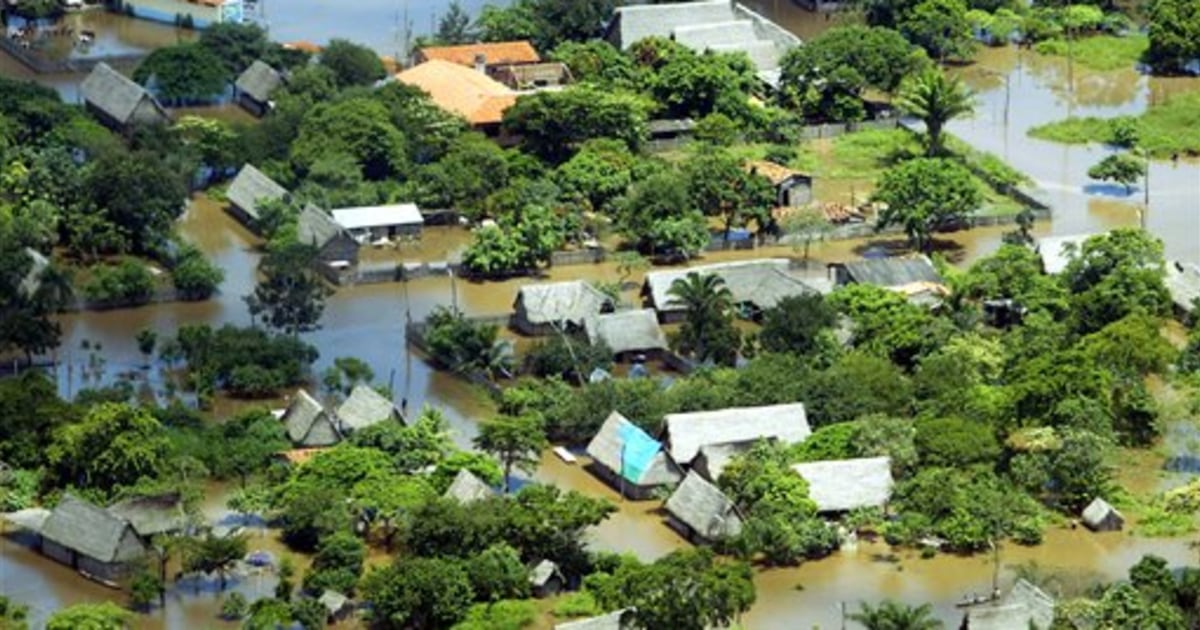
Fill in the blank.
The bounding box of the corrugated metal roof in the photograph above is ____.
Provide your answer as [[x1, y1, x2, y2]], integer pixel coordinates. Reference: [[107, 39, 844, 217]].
[[644, 259, 818, 314], [332, 204, 424, 230], [235, 60, 283, 104], [791, 457, 894, 513], [665, 403, 811, 464], [516, 280, 612, 327], [838, 256, 944, 288], [1036, 233, 1098, 275], [297, 204, 348, 249]]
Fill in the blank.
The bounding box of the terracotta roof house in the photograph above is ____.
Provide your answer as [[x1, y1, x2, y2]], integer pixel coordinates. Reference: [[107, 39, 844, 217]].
[[585, 411, 681, 500], [414, 41, 541, 69], [225, 163, 288, 227], [513, 280, 614, 336], [235, 60, 285, 117], [605, 0, 800, 87], [663, 403, 811, 466], [443, 469, 497, 504], [37, 495, 148, 582], [585, 309, 669, 361], [555, 609, 637, 630], [491, 62, 573, 90], [281, 390, 342, 447], [80, 62, 169, 133], [746, 160, 812, 208], [298, 204, 359, 266], [1036, 233, 1098, 275], [663, 471, 743, 544], [791, 457, 894, 513], [396, 59, 518, 131], [964, 579, 1055, 630], [643, 259, 819, 322], [335, 384, 404, 433]]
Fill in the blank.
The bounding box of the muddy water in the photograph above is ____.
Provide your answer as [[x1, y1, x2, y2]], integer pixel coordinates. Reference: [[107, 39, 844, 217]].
[[950, 47, 1200, 260]]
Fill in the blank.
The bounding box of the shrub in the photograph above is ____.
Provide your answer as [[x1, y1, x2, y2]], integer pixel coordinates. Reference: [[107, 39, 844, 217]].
[[84, 259, 156, 307], [220, 592, 248, 620], [172, 246, 224, 300]]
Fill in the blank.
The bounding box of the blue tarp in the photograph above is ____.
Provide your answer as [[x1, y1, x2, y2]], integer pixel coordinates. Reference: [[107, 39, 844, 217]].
[[615, 419, 664, 484]]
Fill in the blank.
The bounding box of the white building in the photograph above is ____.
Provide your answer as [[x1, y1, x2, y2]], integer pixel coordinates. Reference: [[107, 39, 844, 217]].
[[332, 204, 425, 243]]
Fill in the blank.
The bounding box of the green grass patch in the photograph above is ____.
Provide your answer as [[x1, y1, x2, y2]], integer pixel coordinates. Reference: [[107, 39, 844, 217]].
[[1029, 91, 1200, 158], [551, 592, 601, 620], [1032, 34, 1148, 72], [826, 129, 921, 180], [1111, 487, 1198, 537]]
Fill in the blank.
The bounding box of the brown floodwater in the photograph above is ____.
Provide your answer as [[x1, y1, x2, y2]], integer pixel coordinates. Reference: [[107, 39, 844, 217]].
[[5, 3, 1200, 627]]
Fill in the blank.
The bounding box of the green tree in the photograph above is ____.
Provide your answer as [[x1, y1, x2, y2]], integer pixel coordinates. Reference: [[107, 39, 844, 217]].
[[466, 543, 531, 602], [667, 272, 741, 365], [1145, 0, 1200, 75], [896, 70, 974, 157], [759, 293, 837, 356], [11, 0, 59, 19], [45, 603, 129, 630], [1087, 153, 1146, 194], [1062, 229, 1171, 333], [184, 533, 248, 590], [246, 240, 332, 335], [134, 44, 227, 103], [549, 40, 637, 87], [872, 158, 982, 252], [302, 531, 366, 595], [474, 414, 548, 493], [221, 592, 249, 620], [849, 600, 942, 630], [85, 151, 187, 255], [684, 149, 775, 240], [0, 594, 29, 630], [503, 85, 651, 163], [319, 39, 386, 88], [616, 170, 709, 259], [129, 568, 163, 611], [807, 352, 913, 426], [555, 138, 639, 213], [171, 245, 224, 300], [899, 0, 974, 62], [913, 417, 1001, 467], [587, 548, 755, 630], [46, 402, 170, 493], [136, 328, 157, 366], [292, 97, 407, 180], [476, 3, 540, 44], [361, 557, 474, 629], [437, 1, 474, 44]]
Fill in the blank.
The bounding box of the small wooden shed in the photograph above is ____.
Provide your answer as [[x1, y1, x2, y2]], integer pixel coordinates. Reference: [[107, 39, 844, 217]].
[[1081, 498, 1124, 532]]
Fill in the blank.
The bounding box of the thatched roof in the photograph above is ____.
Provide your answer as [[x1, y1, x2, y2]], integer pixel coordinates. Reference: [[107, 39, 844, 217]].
[[443, 469, 497, 504], [664, 403, 811, 464], [336, 385, 401, 432], [298, 204, 348, 250], [643, 259, 817, 315], [226, 164, 287, 221], [516, 280, 612, 328], [966, 579, 1055, 630], [40, 495, 144, 563], [106, 493, 187, 538], [1081, 497, 1123, 530], [585, 309, 668, 356], [282, 390, 340, 447], [694, 442, 752, 482], [791, 457, 894, 513], [586, 411, 680, 487], [80, 62, 164, 125], [555, 609, 636, 630], [1037, 233, 1098, 275], [3, 507, 51, 533], [663, 471, 742, 540], [1166, 261, 1200, 313], [836, 256, 943, 288], [235, 60, 283, 104]]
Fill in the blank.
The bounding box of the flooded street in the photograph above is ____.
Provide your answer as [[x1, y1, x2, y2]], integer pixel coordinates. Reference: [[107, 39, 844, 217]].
[[4, 2, 1200, 628]]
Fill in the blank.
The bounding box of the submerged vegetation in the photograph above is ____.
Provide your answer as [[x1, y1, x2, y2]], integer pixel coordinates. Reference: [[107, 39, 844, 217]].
[[1029, 91, 1200, 157]]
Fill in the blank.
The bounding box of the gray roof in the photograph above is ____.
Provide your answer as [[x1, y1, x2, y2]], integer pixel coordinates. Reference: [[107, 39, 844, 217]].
[[837, 256, 944, 288], [663, 471, 742, 540], [644, 259, 817, 314], [586, 411, 681, 487], [106, 493, 187, 538], [695, 442, 752, 482], [791, 457, 894, 513], [516, 280, 613, 328], [586, 309, 668, 356], [318, 589, 350, 614], [336, 385, 401, 432], [20, 248, 49, 296], [1081, 497, 1122, 528], [966, 579, 1055, 630], [80, 62, 164, 125], [664, 403, 811, 464], [226, 164, 288, 221], [41, 495, 143, 563], [235, 60, 284, 104], [1166, 261, 1200, 313], [282, 390, 340, 446], [555, 609, 635, 630], [1037, 233, 1098, 275], [529, 559, 563, 587], [3, 507, 51, 533], [443, 469, 497, 504], [298, 204, 348, 249]]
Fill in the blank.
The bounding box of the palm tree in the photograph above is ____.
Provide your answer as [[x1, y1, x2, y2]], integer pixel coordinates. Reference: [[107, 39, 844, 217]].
[[897, 70, 974, 157], [666, 272, 737, 363], [848, 600, 942, 630]]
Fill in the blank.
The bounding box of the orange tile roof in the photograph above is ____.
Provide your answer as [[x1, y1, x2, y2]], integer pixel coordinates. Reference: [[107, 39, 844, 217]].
[[418, 41, 540, 67], [396, 59, 517, 126], [283, 41, 323, 54]]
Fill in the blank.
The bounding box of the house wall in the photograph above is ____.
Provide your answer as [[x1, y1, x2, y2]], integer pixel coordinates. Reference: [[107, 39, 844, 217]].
[[237, 93, 269, 117], [129, 97, 169, 127], [301, 417, 342, 447], [781, 177, 813, 207], [319, 234, 360, 266], [587, 461, 660, 501], [224, 202, 260, 231], [42, 538, 76, 568], [124, 0, 243, 28], [113, 527, 149, 563], [77, 554, 131, 582]]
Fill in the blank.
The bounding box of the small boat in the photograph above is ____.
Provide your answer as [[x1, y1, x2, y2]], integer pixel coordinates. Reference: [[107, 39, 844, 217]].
[[552, 446, 577, 464]]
